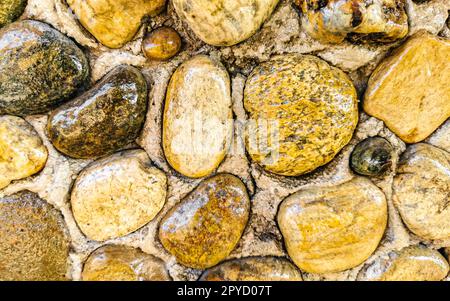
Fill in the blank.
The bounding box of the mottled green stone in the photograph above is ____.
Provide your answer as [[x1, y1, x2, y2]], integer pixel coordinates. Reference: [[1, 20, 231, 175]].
[[0, 0, 27, 27], [47, 65, 148, 159], [350, 137, 393, 176], [0, 20, 89, 116]]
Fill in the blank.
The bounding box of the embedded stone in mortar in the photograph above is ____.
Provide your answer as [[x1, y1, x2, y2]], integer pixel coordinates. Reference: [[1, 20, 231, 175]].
[[142, 27, 182, 61], [0, 0, 27, 27]]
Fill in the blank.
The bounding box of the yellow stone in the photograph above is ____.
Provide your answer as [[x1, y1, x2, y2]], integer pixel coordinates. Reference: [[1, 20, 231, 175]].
[[71, 150, 167, 241], [244, 54, 358, 176], [82, 245, 171, 281], [277, 177, 387, 274], [393, 143, 450, 240], [0, 115, 48, 189], [358, 245, 450, 281], [163, 55, 232, 178], [172, 0, 280, 46], [364, 31, 450, 143], [67, 0, 166, 48], [159, 174, 250, 269]]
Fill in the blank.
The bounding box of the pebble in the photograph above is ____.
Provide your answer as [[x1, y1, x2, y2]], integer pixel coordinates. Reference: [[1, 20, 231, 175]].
[[142, 27, 182, 60], [350, 137, 393, 177]]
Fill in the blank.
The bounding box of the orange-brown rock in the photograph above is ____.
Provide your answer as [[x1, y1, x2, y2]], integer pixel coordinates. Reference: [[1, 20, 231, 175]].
[[142, 27, 181, 60]]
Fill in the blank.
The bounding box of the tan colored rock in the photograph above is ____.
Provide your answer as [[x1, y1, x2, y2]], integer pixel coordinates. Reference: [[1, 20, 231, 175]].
[[0, 191, 70, 281], [159, 174, 250, 269], [358, 245, 450, 281], [173, 0, 280, 46], [199, 257, 302, 281], [393, 143, 450, 240], [67, 0, 166, 48], [278, 177, 387, 274], [82, 245, 171, 281], [364, 31, 450, 143], [244, 54, 358, 176], [163, 55, 232, 178], [71, 150, 167, 241], [0, 115, 48, 189]]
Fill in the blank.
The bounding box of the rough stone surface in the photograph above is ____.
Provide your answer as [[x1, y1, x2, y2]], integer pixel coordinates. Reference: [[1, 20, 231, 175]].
[[364, 31, 450, 143], [0, 20, 89, 116], [0, 115, 48, 189], [358, 245, 450, 281], [278, 177, 387, 274], [0, 0, 27, 27], [71, 150, 167, 241], [0, 191, 70, 280], [163, 55, 233, 178], [393, 143, 450, 240], [244, 54, 358, 176], [159, 174, 250, 269], [47, 65, 147, 159], [199, 257, 303, 281], [67, 0, 166, 48], [82, 245, 171, 281]]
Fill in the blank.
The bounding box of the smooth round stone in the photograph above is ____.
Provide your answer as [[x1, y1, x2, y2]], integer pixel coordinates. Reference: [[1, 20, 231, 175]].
[[71, 150, 167, 241], [82, 245, 171, 281], [393, 143, 450, 240], [0, 115, 47, 189], [277, 177, 387, 274], [159, 174, 250, 269], [358, 245, 450, 281], [244, 54, 358, 176], [0, 20, 90, 116], [163, 55, 232, 178], [296, 0, 408, 44], [364, 31, 450, 143], [47, 65, 147, 159], [0, 0, 27, 27], [172, 0, 279, 46], [350, 137, 393, 177], [0, 191, 70, 280], [67, 0, 166, 48], [199, 257, 302, 281], [142, 27, 181, 60]]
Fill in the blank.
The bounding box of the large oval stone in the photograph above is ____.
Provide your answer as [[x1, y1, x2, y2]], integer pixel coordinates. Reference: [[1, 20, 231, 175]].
[[244, 54, 358, 176], [358, 245, 450, 281], [82, 245, 171, 281], [277, 177, 387, 274], [71, 150, 167, 241], [199, 257, 302, 281], [163, 55, 232, 178], [0, 20, 90, 116], [0, 115, 48, 189], [364, 31, 450, 143], [47, 65, 147, 159], [67, 0, 166, 48], [173, 0, 279, 46], [0, 191, 70, 280], [0, 0, 27, 28], [393, 143, 450, 240], [159, 174, 250, 269]]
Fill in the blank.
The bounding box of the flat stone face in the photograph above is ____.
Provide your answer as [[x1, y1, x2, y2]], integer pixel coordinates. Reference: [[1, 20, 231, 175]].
[[172, 0, 279, 46], [47, 65, 147, 159], [71, 150, 167, 241], [0, 191, 70, 281], [364, 31, 450, 143], [0, 20, 90, 116], [244, 54, 358, 176], [159, 174, 250, 269], [0, 0, 27, 27], [67, 0, 166, 48], [278, 177, 387, 274], [358, 245, 450, 281], [142, 27, 182, 60], [393, 143, 450, 240], [199, 257, 302, 281], [0, 115, 47, 189], [297, 0, 408, 44], [82, 245, 171, 281], [163, 55, 232, 178]]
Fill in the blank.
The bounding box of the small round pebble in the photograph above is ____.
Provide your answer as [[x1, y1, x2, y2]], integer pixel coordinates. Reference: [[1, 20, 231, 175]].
[[350, 137, 393, 176], [142, 27, 181, 60]]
